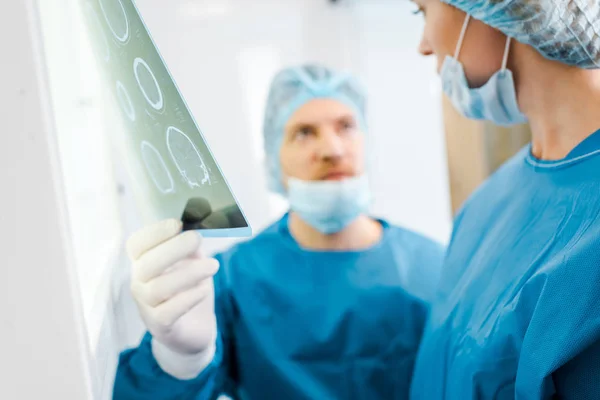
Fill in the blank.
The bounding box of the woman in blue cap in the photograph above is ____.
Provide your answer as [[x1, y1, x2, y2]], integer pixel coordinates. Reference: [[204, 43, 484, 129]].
[[409, 0, 600, 398], [113, 64, 444, 399]]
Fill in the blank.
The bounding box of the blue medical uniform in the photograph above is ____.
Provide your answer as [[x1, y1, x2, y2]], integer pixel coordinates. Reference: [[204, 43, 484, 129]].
[[410, 129, 600, 399], [114, 214, 444, 399]]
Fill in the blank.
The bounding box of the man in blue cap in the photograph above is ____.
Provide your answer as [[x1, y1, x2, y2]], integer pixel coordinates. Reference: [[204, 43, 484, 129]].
[[113, 64, 444, 399]]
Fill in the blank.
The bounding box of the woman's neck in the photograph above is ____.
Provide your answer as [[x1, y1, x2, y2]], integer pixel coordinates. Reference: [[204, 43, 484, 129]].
[[512, 43, 600, 160], [288, 212, 383, 251]]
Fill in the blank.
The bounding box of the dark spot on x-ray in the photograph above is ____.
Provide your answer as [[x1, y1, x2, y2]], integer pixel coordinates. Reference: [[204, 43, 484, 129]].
[[181, 197, 248, 231]]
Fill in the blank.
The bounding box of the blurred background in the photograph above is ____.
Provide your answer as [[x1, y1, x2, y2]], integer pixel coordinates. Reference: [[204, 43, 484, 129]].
[[3, 0, 529, 398]]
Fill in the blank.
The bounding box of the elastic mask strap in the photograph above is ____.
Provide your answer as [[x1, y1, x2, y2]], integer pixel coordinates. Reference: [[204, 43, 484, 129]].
[[501, 37, 512, 71], [454, 14, 471, 60]]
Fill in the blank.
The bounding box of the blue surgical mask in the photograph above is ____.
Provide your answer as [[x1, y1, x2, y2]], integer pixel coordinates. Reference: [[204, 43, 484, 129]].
[[287, 174, 371, 234], [441, 15, 527, 126]]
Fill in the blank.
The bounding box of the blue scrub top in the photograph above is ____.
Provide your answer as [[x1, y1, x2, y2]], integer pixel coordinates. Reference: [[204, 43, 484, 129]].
[[114, 214, 445, 400], [410, 129, 600, 400]]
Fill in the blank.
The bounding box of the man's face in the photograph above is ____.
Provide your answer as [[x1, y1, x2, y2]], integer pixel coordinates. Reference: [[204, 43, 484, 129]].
[[279, 98, 365, 187]]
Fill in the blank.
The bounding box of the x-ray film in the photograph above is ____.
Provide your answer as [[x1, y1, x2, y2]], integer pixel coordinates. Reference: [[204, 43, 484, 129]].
[[80, 0, 251, 237]]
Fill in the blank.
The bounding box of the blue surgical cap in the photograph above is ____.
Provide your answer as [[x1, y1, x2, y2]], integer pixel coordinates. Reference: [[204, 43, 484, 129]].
[[263, 64, 367, 194], [442, 0, 600, 69]]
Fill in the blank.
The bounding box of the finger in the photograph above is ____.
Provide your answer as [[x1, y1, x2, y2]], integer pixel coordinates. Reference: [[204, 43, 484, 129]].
[[135, 258, 219, 307], [126, 219, 182, 261], [133, 230, 201, 283], [150, 280, 213, 330]]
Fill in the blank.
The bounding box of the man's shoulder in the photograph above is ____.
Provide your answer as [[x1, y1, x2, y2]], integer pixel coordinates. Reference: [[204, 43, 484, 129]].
[[214, 216, 286, 263], [385, 222, 446, 256]]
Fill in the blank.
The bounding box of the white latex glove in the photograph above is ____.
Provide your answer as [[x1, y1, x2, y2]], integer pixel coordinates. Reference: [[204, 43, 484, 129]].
[[126, 219, 220, 379]]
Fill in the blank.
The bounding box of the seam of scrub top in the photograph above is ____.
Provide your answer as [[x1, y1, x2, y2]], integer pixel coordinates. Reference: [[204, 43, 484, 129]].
[[278, 212, 390, 256], [526, 148, 600, 169], [525, 129, 600, 170]]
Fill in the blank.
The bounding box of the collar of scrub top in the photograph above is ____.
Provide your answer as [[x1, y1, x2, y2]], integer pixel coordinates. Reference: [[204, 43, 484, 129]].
[[525, 128, 600, 169]]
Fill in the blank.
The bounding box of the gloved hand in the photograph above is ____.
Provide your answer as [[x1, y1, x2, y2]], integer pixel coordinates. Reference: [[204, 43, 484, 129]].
[[126, 219, 220, 380]]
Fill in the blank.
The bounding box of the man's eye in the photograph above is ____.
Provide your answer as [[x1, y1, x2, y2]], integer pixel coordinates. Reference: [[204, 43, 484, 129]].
[[341, 121, 356, 132], [295, 127, 314, 138]]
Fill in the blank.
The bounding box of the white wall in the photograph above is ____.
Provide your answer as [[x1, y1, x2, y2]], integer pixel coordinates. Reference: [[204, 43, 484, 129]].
[[135, 0, 453, 257], [9, 0, 452, 397], [1, 0, 94, 398], [114, 0, 453, 357], [33, 1, 135, 398]]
